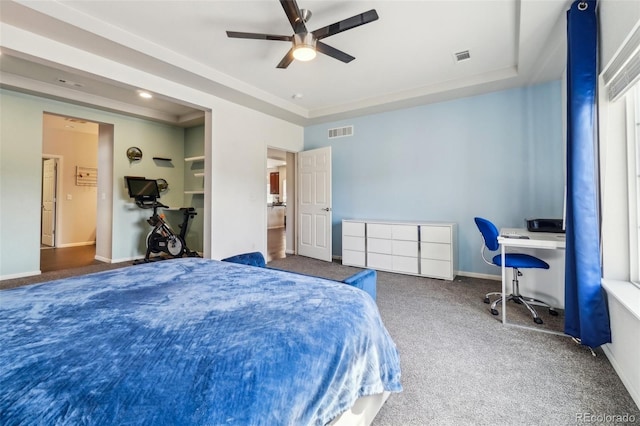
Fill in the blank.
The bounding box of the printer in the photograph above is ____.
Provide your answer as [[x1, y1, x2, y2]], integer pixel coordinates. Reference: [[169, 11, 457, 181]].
[[526, 218, 565, 233]]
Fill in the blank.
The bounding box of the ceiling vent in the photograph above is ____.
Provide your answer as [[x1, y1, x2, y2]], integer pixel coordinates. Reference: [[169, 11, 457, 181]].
[[57, 78, 84, 88], [454, 50, 471, 62], [328, 125, 354, 139]]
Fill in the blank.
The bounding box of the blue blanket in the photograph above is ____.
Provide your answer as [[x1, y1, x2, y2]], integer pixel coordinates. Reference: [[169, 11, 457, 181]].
[[0, 258, 401, 425]]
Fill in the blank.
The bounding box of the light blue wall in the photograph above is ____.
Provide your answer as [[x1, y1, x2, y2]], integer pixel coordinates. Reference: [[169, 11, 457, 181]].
[[0, 89, 186, 277], [304, 81, 564, 276]]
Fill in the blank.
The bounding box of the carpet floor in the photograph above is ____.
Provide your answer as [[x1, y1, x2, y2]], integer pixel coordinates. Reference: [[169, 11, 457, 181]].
[[267, 255, 639, 426]]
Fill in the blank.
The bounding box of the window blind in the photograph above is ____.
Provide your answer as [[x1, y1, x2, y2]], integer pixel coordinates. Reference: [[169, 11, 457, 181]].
[[604, 22, 640, 101]]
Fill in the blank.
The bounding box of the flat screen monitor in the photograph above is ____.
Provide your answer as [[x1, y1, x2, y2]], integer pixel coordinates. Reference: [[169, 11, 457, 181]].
[[125, 177, 160, 200]]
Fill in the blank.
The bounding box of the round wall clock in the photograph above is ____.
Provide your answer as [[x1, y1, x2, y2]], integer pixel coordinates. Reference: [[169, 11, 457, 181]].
[[126, 147, 143, 161]]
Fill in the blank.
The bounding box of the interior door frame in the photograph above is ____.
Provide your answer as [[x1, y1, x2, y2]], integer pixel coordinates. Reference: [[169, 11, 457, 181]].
[[41, 154, 63, 248], [266, 147, 297, 258]]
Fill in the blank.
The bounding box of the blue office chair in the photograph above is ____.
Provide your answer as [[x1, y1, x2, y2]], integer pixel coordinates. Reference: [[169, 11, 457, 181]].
[[474, 217, 558, 324]]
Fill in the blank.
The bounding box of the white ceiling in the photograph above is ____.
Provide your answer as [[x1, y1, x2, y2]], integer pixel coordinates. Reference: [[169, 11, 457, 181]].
[[0, 0, 571, 126]]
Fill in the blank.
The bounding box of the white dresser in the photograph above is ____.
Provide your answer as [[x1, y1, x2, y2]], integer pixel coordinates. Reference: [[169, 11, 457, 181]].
[[342, 219, 457, 280]]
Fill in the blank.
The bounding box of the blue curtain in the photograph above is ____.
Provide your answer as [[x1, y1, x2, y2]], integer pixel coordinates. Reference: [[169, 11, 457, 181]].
[[564, 0, 611, 348]]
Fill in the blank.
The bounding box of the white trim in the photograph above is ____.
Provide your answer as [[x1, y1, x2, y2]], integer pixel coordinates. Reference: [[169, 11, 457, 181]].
[[629, 88, 640, 282], [455, 271, 501, 281], [94, 255, 112, 263], [110, 257, 138, 264], [0, 270, 42, 280], [57, 241, 96, 248], [602, 279, 640, 321], [602, 344, 640, 411]]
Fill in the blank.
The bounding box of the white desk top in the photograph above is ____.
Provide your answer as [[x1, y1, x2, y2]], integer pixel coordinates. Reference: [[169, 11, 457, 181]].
[[498, 227, 566, 250]]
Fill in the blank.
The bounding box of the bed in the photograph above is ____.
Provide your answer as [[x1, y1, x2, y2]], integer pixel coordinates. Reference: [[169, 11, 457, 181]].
[[0, 258, 401, 425]]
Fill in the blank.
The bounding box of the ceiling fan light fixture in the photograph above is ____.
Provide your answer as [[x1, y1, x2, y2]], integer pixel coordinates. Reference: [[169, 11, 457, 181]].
[[293, 46, 316, 61], [292, 33, 317, 61]]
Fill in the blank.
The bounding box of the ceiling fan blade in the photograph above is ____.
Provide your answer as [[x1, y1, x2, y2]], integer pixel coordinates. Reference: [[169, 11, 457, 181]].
[[316, 41, 355, 63], [280, 0, 307, 34], [277, 48, 295, 69], [226, 31, 292, 41], [312, 9, 379, 40]]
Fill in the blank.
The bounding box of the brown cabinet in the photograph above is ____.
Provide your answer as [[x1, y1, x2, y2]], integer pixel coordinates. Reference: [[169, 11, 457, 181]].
[[269, 172, 279, 194]]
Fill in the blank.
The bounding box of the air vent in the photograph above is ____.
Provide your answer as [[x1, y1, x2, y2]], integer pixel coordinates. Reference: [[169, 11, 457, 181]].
[[454, 50, 471, 62], [328, 125, 354, 139], [56, 78, 84, 88]]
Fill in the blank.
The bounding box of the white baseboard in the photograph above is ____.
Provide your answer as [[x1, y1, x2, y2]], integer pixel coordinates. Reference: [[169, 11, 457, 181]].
[[285, 249, 295, 255], [455, 270, 501, 281], [94, 255, 112, 263], [602, 344, 640, 409], [0, 270, 41, 281], [110, 256, 138, 263], [57, 241, 96, 248]]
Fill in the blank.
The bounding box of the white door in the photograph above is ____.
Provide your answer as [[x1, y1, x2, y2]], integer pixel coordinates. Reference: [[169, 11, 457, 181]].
[[41, 158, 57, 247], [297, 147, 332, 261]]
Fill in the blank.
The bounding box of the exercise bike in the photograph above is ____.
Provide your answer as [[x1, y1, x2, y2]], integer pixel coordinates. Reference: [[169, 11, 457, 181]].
[[126, 177, 201, 263], [141, 199, 200, 261]]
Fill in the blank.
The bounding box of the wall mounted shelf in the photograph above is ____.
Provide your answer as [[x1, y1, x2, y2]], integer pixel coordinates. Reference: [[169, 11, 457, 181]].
[[185, 155, 205, 162]]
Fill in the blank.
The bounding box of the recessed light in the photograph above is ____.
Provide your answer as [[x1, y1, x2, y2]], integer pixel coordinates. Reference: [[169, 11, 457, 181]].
[[138, 91, 153, 99], [292, 93, 303, 100]]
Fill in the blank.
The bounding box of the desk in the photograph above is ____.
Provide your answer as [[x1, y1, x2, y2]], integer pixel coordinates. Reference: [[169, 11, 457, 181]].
[[497, 228, 566, 334]]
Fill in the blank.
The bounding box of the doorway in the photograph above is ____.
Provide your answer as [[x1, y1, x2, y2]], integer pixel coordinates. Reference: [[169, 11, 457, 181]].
[[266, 148, 298, 262], [41, 113, 101, 272]]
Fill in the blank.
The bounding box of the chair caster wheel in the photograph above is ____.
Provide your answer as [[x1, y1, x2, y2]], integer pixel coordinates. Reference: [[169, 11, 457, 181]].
[[549, 309, 559, 316], [490, 309, 499, 316], [483, 297, 490, 304], [534, 317, 543, 324]]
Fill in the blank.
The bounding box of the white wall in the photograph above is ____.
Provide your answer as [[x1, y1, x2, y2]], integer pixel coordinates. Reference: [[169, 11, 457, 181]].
[[598, 0, 640, 409], [209, 99, 303, 260]]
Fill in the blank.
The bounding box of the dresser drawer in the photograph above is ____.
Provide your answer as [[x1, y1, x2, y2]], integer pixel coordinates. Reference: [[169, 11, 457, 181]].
[[421, 258, 452, 280], [343, 235, 365, 251], [392, 224, 418, 241], [393, 255, 419, 274], [343, 221, 365, 237], [367, 223, 392, 239], [343, 250, 366, 267], [368, 237, 392, 254], [367, 252, 393, 270], [420, 242, 451, 261], [393, 240, 418, 257], [420, 225, 451, 244]]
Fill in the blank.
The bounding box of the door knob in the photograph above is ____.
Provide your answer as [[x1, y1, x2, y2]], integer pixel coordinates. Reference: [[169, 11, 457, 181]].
[[322, 207, 332, 212]]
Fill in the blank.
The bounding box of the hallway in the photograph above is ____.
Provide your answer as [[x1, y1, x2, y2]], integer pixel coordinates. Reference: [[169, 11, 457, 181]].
[[266, 227, 286, 262], [40, 245, 101, 273]]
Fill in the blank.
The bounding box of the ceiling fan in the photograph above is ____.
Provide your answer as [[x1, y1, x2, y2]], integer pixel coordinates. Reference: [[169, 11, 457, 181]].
[[226, 0, 379, 69]]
